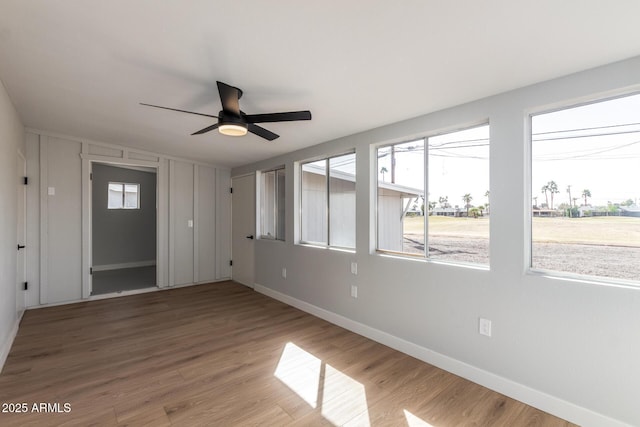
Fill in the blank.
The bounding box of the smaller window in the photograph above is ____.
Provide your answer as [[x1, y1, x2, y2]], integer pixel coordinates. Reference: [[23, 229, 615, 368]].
[[260, 168, 286, 240], [108, 182, 140, 209], [300, 152, 356, 248]]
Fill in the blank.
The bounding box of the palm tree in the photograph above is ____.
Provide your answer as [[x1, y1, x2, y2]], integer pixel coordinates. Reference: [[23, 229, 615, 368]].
[[547, 181, 559, 210], [484, 190, 490, 214], [380, 166, 388, 182], [582, 189, 591, 206], [541, 184, 549, 208], [462, 193, 473, 216]]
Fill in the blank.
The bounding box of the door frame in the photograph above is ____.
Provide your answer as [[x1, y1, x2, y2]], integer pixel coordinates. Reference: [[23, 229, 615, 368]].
[[81, 152, 165, 299]]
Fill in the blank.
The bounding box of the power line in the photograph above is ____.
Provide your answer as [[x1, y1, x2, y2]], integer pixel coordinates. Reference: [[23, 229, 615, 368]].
[[533, 121, 640, 136]]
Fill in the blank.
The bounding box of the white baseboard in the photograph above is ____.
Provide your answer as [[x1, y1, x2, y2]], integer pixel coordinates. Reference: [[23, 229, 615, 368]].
[[0, 312, 23, 374], [92, 260, 156, 272], [254, 283, 629, 427]]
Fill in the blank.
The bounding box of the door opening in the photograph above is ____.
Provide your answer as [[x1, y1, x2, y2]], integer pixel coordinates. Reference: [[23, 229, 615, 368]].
[[90, 162, 158, 295]]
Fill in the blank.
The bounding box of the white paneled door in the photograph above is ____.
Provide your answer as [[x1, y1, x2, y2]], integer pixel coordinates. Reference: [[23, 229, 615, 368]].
[[16, 152, 26, 319], [231, 174, 255, 288]]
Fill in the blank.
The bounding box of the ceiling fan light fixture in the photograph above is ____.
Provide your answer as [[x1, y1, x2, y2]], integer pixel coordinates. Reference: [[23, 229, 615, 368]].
[[219, 123, 248, 137]]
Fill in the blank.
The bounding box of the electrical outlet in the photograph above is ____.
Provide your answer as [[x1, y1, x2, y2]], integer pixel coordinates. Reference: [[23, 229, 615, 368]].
[[282, 268, 287, 279], [350, 262, 358, 275], [479, 318, 492, 337], [187, 219, 194, 228], [351, 285, 358, 298]]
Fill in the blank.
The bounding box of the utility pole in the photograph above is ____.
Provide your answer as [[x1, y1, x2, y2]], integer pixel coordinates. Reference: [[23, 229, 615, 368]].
[[390, 145, 396, 184]]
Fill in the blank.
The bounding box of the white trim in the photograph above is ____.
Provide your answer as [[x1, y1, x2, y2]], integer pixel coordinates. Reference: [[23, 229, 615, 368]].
[[157, 159, 169, 288], [27, 279, 229, 309], [26, 127, 230, 171], [91, 260, 157, 272], [168, 160, 176, 287], [0, 312, 22, 373], [193, 165, 200, 284], [81, 153, 160, 168], [39, 136, 49, 304], [81, 143, 92, 299], [254, 284, 631, 427]]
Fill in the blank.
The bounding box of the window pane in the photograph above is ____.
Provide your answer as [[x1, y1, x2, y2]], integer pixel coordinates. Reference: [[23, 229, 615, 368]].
[[301, 160, 328, 244], [108, 183, 123, 209], [276, 169, 286, 241], [124, 184, 139, 209], [329, 153, 356, 248], [531, 93, 640, 282], [428, 125, 490, 264], [261, 171, 277, 238], [377, 140, 425, 254]]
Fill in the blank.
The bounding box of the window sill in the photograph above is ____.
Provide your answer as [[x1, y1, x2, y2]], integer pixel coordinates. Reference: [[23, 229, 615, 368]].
[[296, 242, 356, 254], [527, 268, 640, 290], [375, 250, 490, 271]]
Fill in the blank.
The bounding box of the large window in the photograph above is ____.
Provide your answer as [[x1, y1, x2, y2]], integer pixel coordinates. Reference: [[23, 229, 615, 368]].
[[260, 167, 285, 240], [428, 125, 490, 264], [531, 93, 640, 282], [107, 182, 139, 209], [376, 124, 490, 265], [300, 152, 356, 248]]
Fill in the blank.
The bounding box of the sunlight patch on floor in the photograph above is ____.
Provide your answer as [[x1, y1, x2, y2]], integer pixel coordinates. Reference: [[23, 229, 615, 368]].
[[404, 409, 434, 427], [321, 364, 370, 426], [274, 342, 322, 408], [274, 342, 371, 426]]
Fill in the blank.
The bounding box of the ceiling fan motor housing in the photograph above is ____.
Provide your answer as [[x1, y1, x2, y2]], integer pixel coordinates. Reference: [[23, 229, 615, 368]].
[[218, 111, 248, 130]]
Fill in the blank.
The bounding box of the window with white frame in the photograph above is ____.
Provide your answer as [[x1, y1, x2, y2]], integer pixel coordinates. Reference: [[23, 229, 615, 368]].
[[300, 152, 356, 248], [376, 124, 490, 265], [531, 93, 640, 283], [107, 182, 139, 209], [260, 167, 286, 240]]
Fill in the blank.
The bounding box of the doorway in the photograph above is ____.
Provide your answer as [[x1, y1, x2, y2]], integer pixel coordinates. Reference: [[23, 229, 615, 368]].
[[91, 162, 158, 295], [232, 174, 255, 287]]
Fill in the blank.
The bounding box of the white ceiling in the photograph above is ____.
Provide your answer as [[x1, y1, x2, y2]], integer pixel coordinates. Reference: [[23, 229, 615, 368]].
[[1, 1, 640, 168]]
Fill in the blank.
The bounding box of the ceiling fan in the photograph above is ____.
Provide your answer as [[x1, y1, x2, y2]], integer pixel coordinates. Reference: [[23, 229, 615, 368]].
[[141, 81, 311, 141]]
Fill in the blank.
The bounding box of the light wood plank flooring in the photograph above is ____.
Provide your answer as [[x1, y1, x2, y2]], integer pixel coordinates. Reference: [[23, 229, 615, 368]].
[[0, 281, 575, 426]]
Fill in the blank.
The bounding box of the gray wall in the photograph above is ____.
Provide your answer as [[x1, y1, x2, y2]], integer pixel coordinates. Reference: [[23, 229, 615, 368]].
[[0, 77, 25, 368], [232, 56, 640, 426], [92, 163, 156, 267]]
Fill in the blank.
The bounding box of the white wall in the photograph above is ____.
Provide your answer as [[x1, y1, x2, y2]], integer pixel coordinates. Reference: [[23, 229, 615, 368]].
[[170, 160, 194, 286], [24, 132, 232, 306], [40, 137, 83, 304], [232, 56, 640, 427], [0, 78, 24, 370]]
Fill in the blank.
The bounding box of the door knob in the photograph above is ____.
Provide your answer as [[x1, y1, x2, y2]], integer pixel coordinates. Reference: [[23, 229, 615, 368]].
[[246, 235, 254, 240], [17, 244, 25, 250]]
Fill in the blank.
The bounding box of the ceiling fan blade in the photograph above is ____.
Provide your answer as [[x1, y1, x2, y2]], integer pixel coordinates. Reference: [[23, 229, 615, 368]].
[[248, 124, 279, 141], [191, 123, 220, 135], [140, 103, 218, 119], [217, 81, 242, 116], [244, 110, 312, 124]]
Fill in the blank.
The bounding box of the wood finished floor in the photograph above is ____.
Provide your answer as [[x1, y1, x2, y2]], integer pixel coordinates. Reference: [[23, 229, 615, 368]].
[[0, 281, 575, 426]]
